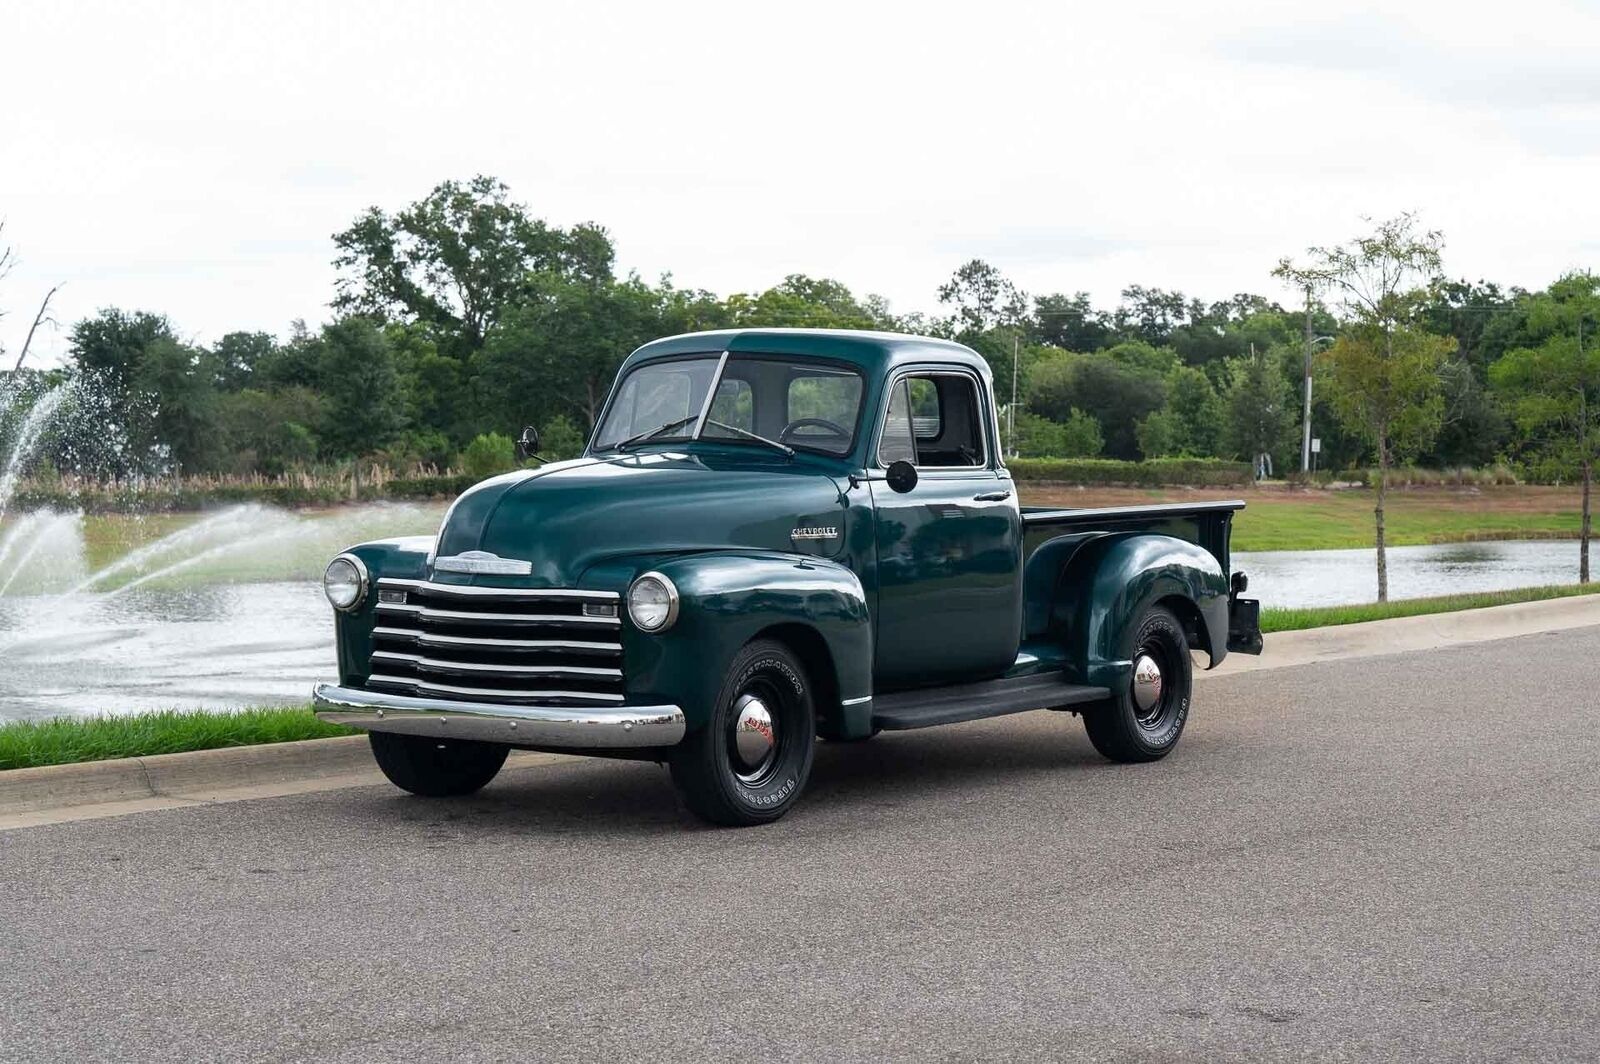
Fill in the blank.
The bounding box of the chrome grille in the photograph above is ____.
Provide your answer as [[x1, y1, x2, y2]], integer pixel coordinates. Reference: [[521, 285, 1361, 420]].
[[364, 578, 624, 705]]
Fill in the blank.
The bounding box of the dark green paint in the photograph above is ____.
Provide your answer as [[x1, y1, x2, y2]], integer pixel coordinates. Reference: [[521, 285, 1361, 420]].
[[330, 329, 1251, 741]]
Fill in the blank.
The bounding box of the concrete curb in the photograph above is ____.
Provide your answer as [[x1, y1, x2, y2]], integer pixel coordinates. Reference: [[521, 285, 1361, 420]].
[[4, 594, 1597, 830], [1200, 593, 1600, 679], [0, 734, 564, 830]]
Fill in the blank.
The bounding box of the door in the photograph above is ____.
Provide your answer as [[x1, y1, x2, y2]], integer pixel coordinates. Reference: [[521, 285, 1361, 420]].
[[869, 369, 1022, 689]]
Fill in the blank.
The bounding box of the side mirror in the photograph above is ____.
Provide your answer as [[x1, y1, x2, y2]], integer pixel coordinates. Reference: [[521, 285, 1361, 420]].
[[516, 425, 541, 460], [886, 460, 919, 494]]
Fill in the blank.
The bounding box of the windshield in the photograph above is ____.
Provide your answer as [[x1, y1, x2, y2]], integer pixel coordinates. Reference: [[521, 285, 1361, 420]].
[[590, 356, 721, 451], [592, 355, 865, 457]]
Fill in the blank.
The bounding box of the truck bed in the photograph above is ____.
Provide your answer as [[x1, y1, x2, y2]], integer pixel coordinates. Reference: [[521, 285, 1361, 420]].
[[1021, 499, 1244, 569]]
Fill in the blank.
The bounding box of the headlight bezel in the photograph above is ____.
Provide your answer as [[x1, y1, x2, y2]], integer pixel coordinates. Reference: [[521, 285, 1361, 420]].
[[323, 553, 369, 612], [627, 571, 679, 633]]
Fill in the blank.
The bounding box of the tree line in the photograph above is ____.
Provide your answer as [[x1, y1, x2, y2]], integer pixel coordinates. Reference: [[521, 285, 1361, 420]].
[[2, 179, 1595, 594]]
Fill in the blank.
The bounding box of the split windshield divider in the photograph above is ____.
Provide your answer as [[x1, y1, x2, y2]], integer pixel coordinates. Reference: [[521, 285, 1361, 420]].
[[689, 351, 731, 442]]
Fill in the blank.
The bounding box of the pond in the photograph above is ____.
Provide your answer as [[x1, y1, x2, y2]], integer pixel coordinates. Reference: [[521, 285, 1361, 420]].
[[0, 506, 1586, 722]]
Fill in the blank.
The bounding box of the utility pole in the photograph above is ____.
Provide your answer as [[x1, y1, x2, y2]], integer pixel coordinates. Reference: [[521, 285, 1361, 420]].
[[1301, 286, 1314, 474], [1010, 333, 1019, 458]]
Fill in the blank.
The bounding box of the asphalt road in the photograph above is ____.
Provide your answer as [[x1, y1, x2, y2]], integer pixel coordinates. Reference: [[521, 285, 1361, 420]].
[[3, 628, 1598, 1063]]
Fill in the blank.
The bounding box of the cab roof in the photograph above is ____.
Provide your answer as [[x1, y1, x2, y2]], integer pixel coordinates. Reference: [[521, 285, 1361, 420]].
[[623, 328, 992, 381]]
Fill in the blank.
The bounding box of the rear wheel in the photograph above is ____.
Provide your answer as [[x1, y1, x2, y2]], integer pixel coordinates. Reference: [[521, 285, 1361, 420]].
[[669, 639, 816, 826], [368, 732, 509, 797], [1082, 604, 1192, 763]]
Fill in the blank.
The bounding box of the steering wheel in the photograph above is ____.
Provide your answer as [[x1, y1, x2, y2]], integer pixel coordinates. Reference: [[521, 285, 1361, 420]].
[[779, 418, 851, 445]]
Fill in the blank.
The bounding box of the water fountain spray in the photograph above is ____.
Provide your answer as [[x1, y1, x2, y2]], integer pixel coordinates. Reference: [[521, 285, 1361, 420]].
[[0, 382, 68, 526]]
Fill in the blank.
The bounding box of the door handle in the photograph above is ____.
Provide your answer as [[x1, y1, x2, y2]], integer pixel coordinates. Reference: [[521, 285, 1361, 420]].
[[972, 490, 1012, 502]]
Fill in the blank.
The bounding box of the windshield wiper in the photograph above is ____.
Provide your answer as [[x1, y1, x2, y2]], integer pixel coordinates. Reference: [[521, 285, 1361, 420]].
[[608, 415, 700, 452], [703, 419, 794, 458]]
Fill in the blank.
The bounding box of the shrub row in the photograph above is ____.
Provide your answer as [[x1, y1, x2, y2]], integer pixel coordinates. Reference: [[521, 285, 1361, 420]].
[[1008, 457, 1253, 487], [12, 472, 481, 513]]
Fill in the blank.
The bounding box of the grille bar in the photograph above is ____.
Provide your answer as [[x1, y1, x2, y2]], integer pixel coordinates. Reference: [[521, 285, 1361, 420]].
[[366, 675, 627, 704], [365, 578, 626, 706], [376, 602, 620, 626], [371, 650, 622, 679], [376, 579, 618, 601], [372, 627, 618, 654]]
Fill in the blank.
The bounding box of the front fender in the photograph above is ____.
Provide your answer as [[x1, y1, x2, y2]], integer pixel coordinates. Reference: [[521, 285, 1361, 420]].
[[1059, 534, 1229, 689], [333, 535, 436, 686], [612, 551, 873, 738]]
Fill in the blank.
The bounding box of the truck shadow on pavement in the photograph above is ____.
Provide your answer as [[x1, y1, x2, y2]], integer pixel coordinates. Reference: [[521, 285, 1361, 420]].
[[329, 713, 1119, 837]]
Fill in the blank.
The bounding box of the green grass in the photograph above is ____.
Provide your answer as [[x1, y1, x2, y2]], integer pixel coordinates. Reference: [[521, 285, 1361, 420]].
[[1232, 496, 1583, 552], [1261, 582, 1600, 633], [0, 706, 354, 772]]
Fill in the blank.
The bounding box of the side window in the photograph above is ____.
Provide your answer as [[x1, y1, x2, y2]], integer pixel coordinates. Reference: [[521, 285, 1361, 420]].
[[878, 379, 917, 464], [880, 373, 987, 468], [705, 377, 753, 433], [907, 378, 940, 440]]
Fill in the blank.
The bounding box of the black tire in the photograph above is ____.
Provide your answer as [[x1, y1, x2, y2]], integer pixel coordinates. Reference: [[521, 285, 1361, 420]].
[[1082, 604, 1192, 763], [368, 732, 509, 797], [669, 639, 816, 826]]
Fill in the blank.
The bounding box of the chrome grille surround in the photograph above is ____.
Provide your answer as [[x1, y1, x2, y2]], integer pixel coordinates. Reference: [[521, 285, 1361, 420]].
[[364, 578, 625, 705]]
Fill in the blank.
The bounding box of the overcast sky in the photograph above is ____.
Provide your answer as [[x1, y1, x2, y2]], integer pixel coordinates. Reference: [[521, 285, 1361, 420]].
[[3, 0, 1598, 368]]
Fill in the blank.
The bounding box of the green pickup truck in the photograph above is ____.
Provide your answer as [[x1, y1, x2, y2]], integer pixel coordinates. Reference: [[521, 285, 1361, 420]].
[[314, 329, 1261, 825]]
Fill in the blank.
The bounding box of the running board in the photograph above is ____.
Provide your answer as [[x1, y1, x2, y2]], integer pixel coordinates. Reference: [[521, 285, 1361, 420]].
[[870, 672, 1110, 731]]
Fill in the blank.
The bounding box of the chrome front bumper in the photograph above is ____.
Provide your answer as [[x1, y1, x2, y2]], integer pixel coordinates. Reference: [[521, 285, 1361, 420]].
[[312, 683, 686, 748]]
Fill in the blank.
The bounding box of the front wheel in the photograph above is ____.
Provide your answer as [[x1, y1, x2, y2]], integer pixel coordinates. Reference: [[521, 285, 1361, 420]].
[[1082, 604, 1192, 763], [368, 732, 509, 797], [669, 639, 817, 826]]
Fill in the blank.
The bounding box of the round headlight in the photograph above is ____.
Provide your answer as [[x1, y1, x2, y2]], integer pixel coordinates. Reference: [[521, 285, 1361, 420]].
[[628, 572, 678, 632], [323, 554, 368, 612]]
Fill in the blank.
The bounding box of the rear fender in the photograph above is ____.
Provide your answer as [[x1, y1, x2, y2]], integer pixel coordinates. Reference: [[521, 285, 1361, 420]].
[[1054, 533, 1229, 689], [611, 551, 873, 738]]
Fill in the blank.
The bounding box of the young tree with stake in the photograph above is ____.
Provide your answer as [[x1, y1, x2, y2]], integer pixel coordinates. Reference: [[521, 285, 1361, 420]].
[[1274, 215, 1456, 601]]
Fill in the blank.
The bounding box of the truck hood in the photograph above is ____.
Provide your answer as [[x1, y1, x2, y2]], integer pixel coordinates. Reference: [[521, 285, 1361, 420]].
[[431, 449, 850, 586]]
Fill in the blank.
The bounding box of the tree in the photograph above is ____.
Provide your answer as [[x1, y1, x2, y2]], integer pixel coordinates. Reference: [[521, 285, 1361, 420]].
[[1033, 292, 1109, 352], [1275, 214, 1456, 601], [1490, 272, 1600, 583], [133, 338, 221, 473], [332, 175, 613, 356], [1014, 409, 1102, 458], [211, 331, 278, 391], [1136, 410, 1186, 459], [724, 275, 898, 331], [1028, 354, 1165, 460], [1165, 365, 1223, 456], [64, 309, 200, 473], [937, 259, 1027, 336], [1222, 348, 1296, 474], [316, 317, 403, 458]]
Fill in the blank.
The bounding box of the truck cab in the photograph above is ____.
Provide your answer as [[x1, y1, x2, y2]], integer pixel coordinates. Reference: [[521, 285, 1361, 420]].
[[314, 329, 1262, 825]]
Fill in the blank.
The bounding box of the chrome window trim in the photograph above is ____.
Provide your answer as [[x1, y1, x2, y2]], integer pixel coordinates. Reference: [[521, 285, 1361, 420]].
[[872, 365, 996, 473]]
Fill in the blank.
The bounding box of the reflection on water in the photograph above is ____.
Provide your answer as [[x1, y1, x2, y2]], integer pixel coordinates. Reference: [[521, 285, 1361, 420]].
[[1235, 539, 1587, 609], [0, 583, 333, 721], [0, 500, 1588, 722]]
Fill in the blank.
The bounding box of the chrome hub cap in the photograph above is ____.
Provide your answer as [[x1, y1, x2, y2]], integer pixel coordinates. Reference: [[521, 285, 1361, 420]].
[[732, 694, 777, 778], [1132, 654, 1164, 716]]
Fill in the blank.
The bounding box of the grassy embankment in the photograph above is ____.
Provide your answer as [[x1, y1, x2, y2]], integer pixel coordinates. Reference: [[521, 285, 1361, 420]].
[[0, 707, 351, 772], [5, 580, 1598, 771], [1020, 483, 1587, 551]]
